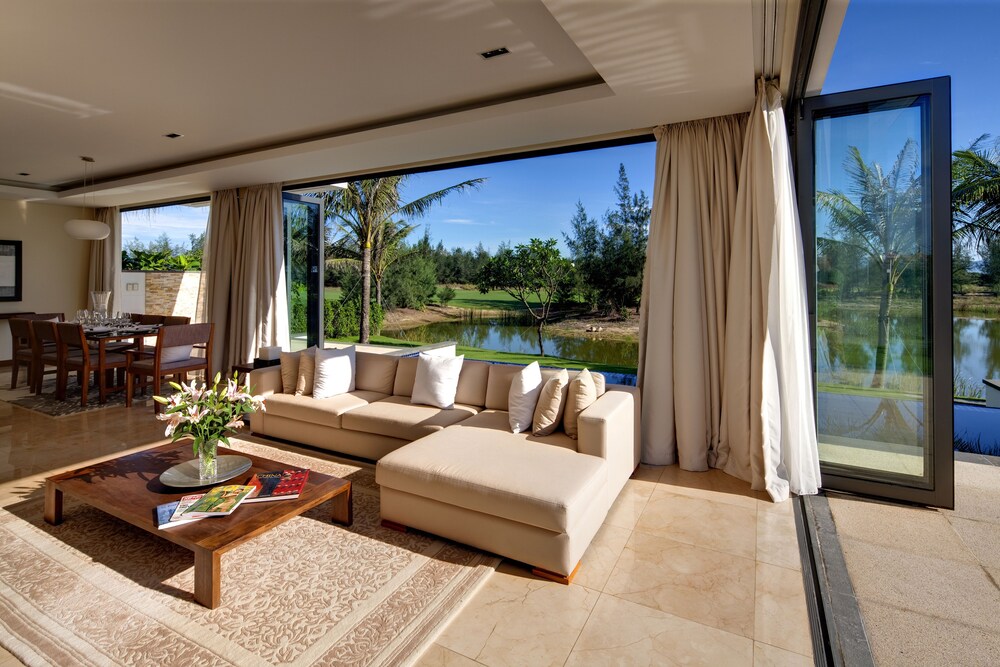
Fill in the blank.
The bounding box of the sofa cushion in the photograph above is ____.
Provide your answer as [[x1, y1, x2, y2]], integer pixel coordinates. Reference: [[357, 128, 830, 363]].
[[313, 346, 356, 399], [533, 369, 569, 436], [412, 352, 464, 409], [356, 352, 398, 394], [484, 364, 522, 410], [392, 357, 419, 397], [455, 360, 490, 407], [459, 409, 577, 451], [341, 395, 478, 441], [295, 347, 318, 396], [280, 352, 299, 394], [564, 368, 597, 439], [264, 390, 388, 429], [377, 426, 607, 533], [508, 361, 543, 433]]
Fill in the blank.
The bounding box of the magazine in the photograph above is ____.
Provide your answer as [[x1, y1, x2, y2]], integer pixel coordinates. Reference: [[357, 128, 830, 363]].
[[245, 469, 310, 502], [155, 494, 208, 529], [181, 485, 255, 516]]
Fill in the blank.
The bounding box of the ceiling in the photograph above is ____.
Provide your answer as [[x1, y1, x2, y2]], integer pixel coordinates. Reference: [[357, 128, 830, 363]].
[[0, 0, 817, 208]]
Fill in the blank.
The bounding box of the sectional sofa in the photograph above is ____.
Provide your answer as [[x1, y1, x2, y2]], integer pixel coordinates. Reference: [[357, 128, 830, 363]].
[[248, 348, 640, 582]]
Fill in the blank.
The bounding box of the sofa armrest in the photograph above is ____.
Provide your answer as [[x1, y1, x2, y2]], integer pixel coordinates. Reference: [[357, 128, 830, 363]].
[[578, 385, 641, 484], [249, 365, 283, 396]]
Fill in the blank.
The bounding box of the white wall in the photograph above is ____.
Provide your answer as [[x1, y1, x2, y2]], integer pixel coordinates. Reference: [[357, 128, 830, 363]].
[[0, 200, 91, 360]]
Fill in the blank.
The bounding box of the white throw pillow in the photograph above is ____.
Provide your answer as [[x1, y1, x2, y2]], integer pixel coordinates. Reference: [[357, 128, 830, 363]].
[[312, 346, 356, 399], [161, 345, 193, 364], [508, 361, 543, 433], [411, 352, 464, 409]]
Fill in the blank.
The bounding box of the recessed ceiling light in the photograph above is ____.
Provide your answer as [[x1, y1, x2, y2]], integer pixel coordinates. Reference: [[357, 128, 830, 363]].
[[17, 172, 30, 176], [480, 47, 510, 60], [163, 132, 184, 139]]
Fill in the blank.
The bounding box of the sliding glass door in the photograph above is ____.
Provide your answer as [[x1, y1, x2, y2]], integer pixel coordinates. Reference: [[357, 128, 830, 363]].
[[797, 77, 953, 507], [283, 193, 323, 349]]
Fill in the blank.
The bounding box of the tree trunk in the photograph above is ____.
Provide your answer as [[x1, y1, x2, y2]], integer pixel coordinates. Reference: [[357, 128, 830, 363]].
[[360, 243, 372, 344], [375, 277, 383, 308], [536, 320, 546, 357], [871, 260, 895, 389]]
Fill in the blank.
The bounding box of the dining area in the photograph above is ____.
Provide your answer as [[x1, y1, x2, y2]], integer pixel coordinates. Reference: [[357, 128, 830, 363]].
[[8, 307, 213, 412]]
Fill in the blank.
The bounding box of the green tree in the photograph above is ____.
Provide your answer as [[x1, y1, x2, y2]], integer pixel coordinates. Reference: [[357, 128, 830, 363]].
[[952, 238, 977, 294], [329, 218, 418, 307], [953, 134, 1000, 248], [437, 285, 456, 306], [817, 140, 922, 388], [475, 238, 574, 356], [322, 176, 483, 343]]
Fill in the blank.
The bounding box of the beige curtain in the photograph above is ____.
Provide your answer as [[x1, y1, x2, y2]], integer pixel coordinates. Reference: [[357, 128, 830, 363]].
[[639, 83, 820, 501], [202, 185, 290, 374], [202, 189, 239, 373], [88, 206, 121, 311], [722, 81, 820, 500], [637, 114, 746, 469]]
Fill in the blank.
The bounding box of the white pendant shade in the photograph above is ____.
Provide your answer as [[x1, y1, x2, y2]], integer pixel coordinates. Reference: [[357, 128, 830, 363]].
[[64, 218, 111, 240]]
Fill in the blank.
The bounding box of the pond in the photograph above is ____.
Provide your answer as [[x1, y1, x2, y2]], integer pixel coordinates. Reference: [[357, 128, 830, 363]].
[[388, 314, 1000, 395], [385, 319, 639, 368]]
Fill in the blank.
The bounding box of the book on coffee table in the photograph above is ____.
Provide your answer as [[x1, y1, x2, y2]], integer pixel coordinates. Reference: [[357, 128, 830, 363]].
[[244, 469, 310, 502], [181, 485, 255, 516], [155, 493, 208, 529]]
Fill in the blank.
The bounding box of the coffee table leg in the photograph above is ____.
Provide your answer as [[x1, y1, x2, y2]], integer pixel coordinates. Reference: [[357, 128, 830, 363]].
[[332, 483, 352, 526], [194, 548, 221, 609], [44, 482, 63, 525]]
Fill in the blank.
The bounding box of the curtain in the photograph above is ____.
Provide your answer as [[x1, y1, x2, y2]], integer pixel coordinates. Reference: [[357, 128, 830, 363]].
[[88, 206, 122, 311], [202, 185, 289, 374], [638, 81, 820, 501], [202, 189, 239, 373], [637, 114, 746, 469], [723, 81, 820, 500]]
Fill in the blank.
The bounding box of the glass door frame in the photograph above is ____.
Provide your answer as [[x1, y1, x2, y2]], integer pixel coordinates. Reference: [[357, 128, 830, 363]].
[[282, 192, 324, 349], [796, 76, 954, 508]]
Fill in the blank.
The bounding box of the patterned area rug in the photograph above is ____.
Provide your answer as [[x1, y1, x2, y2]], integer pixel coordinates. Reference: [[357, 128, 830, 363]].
[[0, 439, 499, 666], [0, 378, 169, 418]]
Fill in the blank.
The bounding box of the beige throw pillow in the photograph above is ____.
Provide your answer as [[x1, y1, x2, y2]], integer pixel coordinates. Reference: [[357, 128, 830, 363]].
[[295, 347, 317, 396], [532, 369, 569, 436], [564, 368, 597, 439], [280, 352, 299, 394], [508, 361, 543, 433]]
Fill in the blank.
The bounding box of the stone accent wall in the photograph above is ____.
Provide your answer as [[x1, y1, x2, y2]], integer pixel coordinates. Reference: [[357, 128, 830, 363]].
[[127, 271, 205, 321]]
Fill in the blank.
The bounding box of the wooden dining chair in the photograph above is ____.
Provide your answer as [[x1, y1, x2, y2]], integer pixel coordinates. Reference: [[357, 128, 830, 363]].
[[162, 315, 191, 325], [30, 321, 63, 395], [126, 323, 213, 412], [57, 322, 128, 406], [9, 313, 64, 389], [135, 314, 165, 325]]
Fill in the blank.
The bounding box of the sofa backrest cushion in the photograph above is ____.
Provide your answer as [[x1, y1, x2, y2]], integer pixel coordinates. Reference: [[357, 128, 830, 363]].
[[455, 360, 490, 407], [485, 364, 606, 410], [392, 356, 419, 397], [356, 351, 398, 395], [280, 352, 299, 394], [313, 346, 356, 399]]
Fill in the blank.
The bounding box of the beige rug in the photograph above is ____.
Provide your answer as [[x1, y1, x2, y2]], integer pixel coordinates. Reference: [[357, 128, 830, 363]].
[[0, 439, 499, 666]]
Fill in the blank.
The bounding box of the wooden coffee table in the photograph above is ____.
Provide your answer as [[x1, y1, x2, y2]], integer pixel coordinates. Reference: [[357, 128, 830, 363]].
[[44, 440, 352, 608]]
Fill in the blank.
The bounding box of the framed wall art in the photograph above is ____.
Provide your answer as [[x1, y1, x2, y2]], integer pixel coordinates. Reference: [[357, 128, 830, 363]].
[[0, 240, 22, 302]]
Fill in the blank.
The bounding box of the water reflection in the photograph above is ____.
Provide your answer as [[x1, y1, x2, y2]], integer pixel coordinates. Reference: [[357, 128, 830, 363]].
[[386, 320, 638, 368]]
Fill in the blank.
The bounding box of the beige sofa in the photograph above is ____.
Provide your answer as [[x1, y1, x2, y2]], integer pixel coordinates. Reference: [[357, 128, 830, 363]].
[[249, 349, 640, 581]]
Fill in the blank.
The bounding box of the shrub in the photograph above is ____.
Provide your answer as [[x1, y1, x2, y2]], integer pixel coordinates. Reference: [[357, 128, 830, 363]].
[[437, 286, 456, 306], [325, 294, 384, 339]]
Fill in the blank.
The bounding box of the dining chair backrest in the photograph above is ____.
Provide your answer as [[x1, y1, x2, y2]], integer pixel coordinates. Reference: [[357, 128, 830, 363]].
[[31, 320, 59, 353], [137, 314, 165, 325], [158, 323, 212, 351], [22, 313, 65, 322], [55, 322, 88, 353], [9, 318, 32, 350], [162, 315, 191, 326]]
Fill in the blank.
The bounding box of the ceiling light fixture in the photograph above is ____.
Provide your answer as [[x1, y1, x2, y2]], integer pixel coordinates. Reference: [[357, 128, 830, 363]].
[[17, 172, 30, 176], [480, 47, 510, 60], [163, 132, 183, 139], [64, 156, 110, 241]]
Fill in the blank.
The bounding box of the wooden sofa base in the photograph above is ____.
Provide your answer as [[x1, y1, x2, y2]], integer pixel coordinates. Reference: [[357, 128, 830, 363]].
[[381, 519, 408, 532], [532, 562, 581, 585]]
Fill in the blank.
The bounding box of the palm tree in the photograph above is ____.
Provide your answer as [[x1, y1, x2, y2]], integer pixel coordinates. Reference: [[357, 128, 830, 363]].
[[323, 176, 484, 342], [953, 134, 1000, 248], [817, 139, 922, 388], [329, 218, 418, 307]]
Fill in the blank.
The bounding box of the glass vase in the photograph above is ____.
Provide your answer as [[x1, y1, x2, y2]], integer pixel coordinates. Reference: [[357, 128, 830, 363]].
[[198, 439, 219, 480]]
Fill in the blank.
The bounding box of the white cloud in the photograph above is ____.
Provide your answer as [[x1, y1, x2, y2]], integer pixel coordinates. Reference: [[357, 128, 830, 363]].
[[442, 218, 490, 226]]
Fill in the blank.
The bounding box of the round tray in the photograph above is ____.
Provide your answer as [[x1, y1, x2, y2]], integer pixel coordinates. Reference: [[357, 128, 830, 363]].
[[160, 455, 253, 488]]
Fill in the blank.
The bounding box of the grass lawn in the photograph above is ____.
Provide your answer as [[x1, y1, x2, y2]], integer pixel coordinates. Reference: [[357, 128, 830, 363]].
[[329, 334, 637, 376], [447, 288, 536, 311], [324, 286, 342, 302]]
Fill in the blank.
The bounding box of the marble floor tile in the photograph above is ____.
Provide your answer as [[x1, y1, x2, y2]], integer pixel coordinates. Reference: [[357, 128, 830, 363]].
[[604, 479, 655, 531], [605, 530, 756, 637], [756, 509, 802, 571], [947, 516, 1000, 569], [754, 562, 812, 657], [630, 463, 664, 483], [657, 465, 764, 509], [635, 487, 757, 559], [573, 523, 631, 592], [435, 564, 600, 667], [565, 594, 753, 667], [415, 643, 482, 666], [753, 641, 813, 667]]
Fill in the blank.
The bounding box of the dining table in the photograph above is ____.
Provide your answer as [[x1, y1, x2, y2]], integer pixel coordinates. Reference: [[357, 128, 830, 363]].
[[82, 323, 161, 402]]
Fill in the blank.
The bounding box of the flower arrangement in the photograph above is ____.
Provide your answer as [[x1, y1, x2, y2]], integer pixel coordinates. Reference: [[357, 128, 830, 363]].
[[155, 372, 266, 479]]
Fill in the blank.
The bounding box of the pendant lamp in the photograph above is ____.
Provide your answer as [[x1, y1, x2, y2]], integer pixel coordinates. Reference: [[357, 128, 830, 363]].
[[64, 156, 110, 240]]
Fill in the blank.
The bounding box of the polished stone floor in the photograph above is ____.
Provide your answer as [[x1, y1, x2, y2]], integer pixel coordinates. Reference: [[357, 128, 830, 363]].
[[0, 371, 812, 667]]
